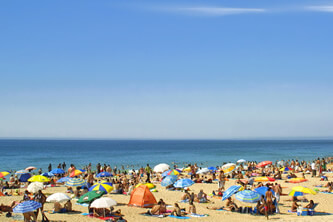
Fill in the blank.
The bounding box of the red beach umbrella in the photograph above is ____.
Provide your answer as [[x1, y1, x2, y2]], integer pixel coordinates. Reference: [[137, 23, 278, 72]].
[[256, 161, 272, 168]]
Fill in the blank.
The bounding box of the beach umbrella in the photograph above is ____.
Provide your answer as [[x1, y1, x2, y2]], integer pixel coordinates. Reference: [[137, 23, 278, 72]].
[[222, 185, 241, 201], [46, 193, 71, 203], [0, 171, 10, 178], [13, 201, 42, 213], [28, 175, 50, 183], [162, 170, 180, 177], [25, 166, 37, 171], [19, 173, 31, 182], [288, 178, 307, 183], [254, 177, 275, 182], [42, 172, 54, 177], [174, 179, 194, 188], [292, 186, 316, 195], [153, 163, 170, 173], [208, 166, 217, 171], [235, 190, 260, 203], [280, 167, 292, 172], [288, 190, 304, 197], [221, 163, 236, 174], [91, 197, 117, 208], [96, 172, 113, 178], [70, 169, 83, 177], [183, 167, 191, 172], [254, 186, 275, 196], [277, 161, 284, 166], [161, 175, 178, 187], [89, 181, 113, 193], [27, 182, 44, 193], [57, 177, 70, 183], [196, 168, 210, 174], [15, 170, 29, 175], [256, 161, 272, 168], [50, 168, 65, 174], [237, 159, 246, 164], [135, 183, 156, 189], [65, 178, 86, 187], [77, 190, 105, 204]]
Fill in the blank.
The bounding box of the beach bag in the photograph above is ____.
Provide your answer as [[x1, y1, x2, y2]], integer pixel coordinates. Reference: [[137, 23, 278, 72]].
[[297, 206, 303, 216]]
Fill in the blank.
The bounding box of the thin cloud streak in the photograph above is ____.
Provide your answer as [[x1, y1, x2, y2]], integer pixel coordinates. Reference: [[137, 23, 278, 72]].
[[166, 7, 266, 16], [306, 5, 333, 12]]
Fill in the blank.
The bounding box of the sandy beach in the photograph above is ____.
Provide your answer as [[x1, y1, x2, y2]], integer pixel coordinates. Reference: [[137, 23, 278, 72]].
[[1, 167, 332, 222]]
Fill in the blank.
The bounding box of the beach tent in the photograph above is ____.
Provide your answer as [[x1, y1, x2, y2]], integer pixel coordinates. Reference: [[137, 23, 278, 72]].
[[128, 185, 157, 208]]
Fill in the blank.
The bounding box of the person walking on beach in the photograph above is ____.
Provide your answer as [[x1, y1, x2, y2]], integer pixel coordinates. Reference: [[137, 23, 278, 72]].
[[145, 164, 152, 183], [311, 161, 316, 177], [265, 187, 273, 215], [96, 163, 101, 174], [62, 162, 66, 170], [218, 170, 226, 190], [48, 163, 52, 172], [34, 190, 48, 221]]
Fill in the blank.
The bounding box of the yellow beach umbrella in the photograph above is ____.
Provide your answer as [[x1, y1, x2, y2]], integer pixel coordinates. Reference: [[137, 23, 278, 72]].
[[28, 175, 50, 183], [292, 186, 316, 195], [183, 167, 191, 172], [221, 163, 236, 174], [135, 183, 156, 189]]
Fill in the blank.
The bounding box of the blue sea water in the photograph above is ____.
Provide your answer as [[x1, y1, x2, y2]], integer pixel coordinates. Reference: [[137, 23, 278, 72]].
[[0, 139, 332, 172]]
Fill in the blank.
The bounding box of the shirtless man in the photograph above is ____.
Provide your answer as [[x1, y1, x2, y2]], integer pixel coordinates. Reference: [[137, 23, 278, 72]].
[[218, 170, 225, 190], [265, 187, 273, 214]]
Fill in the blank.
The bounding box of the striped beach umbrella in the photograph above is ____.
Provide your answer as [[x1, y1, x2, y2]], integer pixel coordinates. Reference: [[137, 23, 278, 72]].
[[292, 186, 316, 195], [235, 190, 260, 203], [288, 178, 307, 183], [256, 161, 272, 168], [162, 170, 179, 177], [28, 175, 50, 183], [222, 185, 241, 201], [13, 201, 42, 213], [221, 163, 236, 174], [70, 169, 83, 178], [65, 178, 86, 187], [15, 170, 29, 175], [174, 179, 194, 188], [280, 167, 292, 172], [0, 171, 10, 178], [96, 172, 113, 178], [89, 182, 113, 193], [161, 175, 178, 187], [288, 190, 304, 197], [254, 177, 275, 182]]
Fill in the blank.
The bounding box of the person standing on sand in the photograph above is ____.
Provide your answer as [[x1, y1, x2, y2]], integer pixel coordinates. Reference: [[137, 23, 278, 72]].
[[145, 164, 152, 183], [218, 170, 225, 190], [265, 187, 273, 215], [62, 162, 66, 170], [48, 163, 52, 172]]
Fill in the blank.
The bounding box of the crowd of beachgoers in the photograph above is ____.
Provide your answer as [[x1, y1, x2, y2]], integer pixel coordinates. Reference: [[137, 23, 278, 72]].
[[0, 156, 332, 221]]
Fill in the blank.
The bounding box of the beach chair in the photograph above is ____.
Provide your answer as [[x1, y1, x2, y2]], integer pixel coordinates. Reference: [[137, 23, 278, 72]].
[[297, 203, 318, 216]]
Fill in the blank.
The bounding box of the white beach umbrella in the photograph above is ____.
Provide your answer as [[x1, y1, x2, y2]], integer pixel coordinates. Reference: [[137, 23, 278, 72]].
[[197, 168, 209, 174], [90, 197, 117, 208], [27, 182, 44, 193], [221, 163, 236, 174], [153, 163, 170, 173], [46, 193, 71, 203], [237, 159, 246, 163]]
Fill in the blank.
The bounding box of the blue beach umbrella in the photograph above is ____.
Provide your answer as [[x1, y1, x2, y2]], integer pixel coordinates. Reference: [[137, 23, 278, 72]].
[[50, 168, 65, 174], [174, 179, 194, 188], [208, 166, 217, 171], [222, 185, 241, 201], [235, 190, 260, 203], [57, 177, 70, 183], [15, 170, 29, 175], [161, 175, 178, 187], [42, 172, 54, 177], [13, 201, 42, 213], [96, 172, 113, 177], [89, 182, 113, 193], [65, 178, 86, 187], [162, 170, 172, 178], [254, 186, 275, 197], [19, 173, 31, 182]]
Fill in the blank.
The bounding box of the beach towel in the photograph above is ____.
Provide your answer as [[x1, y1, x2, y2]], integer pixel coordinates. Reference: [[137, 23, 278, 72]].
[[169, 215, 190, 219], [319, 191, 333, 194], [76, 202, 89, 207], [88, 215, 114, 220], [81, 213, 89, 216], [179, 199, 189, 203], [141, 213, 166, 218], [190, 213, 208, 217]]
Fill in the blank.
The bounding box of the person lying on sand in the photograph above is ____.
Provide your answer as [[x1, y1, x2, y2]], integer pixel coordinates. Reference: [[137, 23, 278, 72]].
[[171, 203, 185, 216], [225, 197, 238, 211]]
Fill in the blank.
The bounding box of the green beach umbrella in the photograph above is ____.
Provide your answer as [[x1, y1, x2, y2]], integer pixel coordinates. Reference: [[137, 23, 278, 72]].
[[77, 190, 105, 204]]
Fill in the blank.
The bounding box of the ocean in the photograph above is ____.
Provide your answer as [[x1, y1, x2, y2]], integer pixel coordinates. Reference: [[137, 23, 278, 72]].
[[1, 139, 332, 172]]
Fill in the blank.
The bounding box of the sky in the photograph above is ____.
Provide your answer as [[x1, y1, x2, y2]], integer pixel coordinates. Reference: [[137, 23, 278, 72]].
[[0, 0, 333, 139]]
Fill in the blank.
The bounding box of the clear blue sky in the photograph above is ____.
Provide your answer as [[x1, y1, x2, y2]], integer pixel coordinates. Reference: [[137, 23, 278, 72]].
[[1, 0, 333, 139]]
